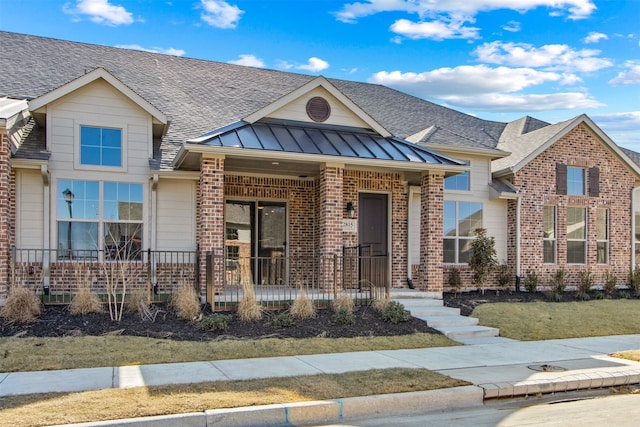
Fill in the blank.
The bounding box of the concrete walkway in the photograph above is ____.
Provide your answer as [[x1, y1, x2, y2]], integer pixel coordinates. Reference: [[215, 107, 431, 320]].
[[2, 335, 640, 426]]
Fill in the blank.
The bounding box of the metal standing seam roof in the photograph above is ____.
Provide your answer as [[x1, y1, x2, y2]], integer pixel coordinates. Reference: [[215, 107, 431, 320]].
[[189, 120, 464, 166]]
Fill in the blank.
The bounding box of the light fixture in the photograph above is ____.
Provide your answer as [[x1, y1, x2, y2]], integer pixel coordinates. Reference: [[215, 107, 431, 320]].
[[346, 201, 355, 219]]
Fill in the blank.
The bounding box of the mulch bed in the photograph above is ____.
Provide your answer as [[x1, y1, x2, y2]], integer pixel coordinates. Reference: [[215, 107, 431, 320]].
[[0, 304, 440, 341]]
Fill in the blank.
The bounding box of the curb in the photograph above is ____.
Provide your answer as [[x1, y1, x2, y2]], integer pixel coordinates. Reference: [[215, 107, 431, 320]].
[[51, 385, 483, 427]]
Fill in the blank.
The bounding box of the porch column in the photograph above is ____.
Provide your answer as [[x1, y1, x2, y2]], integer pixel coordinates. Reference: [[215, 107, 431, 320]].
[[198, 154, 225, 302], [318, 163, 343, 289], [0, 131, 10, 304], [418, 171, 444, 297]]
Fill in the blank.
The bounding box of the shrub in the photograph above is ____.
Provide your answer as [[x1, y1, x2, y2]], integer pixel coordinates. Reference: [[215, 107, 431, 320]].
[[290, 289, 316, 320], [496, 264, 511, 295], [333, 307, 356, 326], [468, 228, 498, 294], [549, 268, 566, 302], [447, 268, 462, 295], [630, 265, 640, 296], [523, 270, 539, 293], [125, 287, 148, 314], [238, 282, 262, 321], [332, 292, 354, 313], [382, 301, 411, 324], [270, 311, 295, 329], [603, 271, 618, 298], [577, 268, 593, 301], [170, 283, 201, 321], [69, 287, 103, 315], [199, 313, 230, 331], [372, 295, 390, 313], [0, 287, 41, 323]]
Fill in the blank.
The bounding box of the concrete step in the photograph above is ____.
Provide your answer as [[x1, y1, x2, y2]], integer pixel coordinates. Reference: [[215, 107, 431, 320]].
[[454, 336, 517, 345], [417, 315, 479, 328], [406, 306, 461, 317], [389, 290, 438, 299], [438, 325, 500, 341], [392, 298, 444, 308]]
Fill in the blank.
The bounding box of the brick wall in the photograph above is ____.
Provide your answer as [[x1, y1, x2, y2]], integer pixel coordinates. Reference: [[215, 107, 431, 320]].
[[418, 172, 444, 293], [510, 123, 635, 288], [0, 132, 9, 304]]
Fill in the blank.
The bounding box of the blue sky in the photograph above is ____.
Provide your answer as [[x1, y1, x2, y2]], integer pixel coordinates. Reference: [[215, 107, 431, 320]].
[[1, 0, 639, 150]]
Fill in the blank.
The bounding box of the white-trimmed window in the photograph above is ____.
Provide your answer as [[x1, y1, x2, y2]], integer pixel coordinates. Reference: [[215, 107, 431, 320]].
[[543, 206, 556, 264], [444, 171, 470, 191], [443, 201, 482, 264], [57, 180, 143, 260], [80, 126, 122, 167], [567, 206, 587, 264], [567, 167, 585, 196], [596, 208, 609, 264]]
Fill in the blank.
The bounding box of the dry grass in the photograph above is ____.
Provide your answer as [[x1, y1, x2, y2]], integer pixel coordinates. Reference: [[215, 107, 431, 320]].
[[372, 295, 390, 313], [332, 292, 354, 313], [238, 282, 263, 321], [0, 333, 459, 373], [473, 299, 640, 341], [69, 287, 103, 315], [0, 368, 469, 427], [612, 350, 640, 362], [125, 287, 149, 314], [290, 289, 316, 319], [0, 287, 41, 323], [170, 283, 201, 321]]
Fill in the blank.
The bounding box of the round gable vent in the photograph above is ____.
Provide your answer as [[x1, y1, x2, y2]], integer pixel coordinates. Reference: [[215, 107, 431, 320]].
[[306, 97, 331, 122]]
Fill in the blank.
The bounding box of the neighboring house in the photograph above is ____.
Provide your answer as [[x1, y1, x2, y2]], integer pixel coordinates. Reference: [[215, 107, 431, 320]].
[[0, 31, 639, 305]]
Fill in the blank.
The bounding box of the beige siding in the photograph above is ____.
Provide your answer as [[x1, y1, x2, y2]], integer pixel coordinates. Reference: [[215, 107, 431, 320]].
[[16, 170, 44, 248], [267, 87, 370, 128], [156, 179, 196, 251], [408, 155, 508, 267]]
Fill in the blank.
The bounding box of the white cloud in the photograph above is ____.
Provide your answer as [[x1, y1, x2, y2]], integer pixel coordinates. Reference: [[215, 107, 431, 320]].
[[441, 92, 603, 112], [370, 64, 603, 112], [296, 57, 330, 72], [371, 65, 568, 96], [276, 60, 294, 70], [335, 0, 596, 24], [200, 0, 243, 29], [228, 54, 265, 68], [591, 111, 640, 130], [390, 16, 479, 40], [473, 41, 612, 73], [116, 44, 185, 56], [583, 31, 608, 44], [609, 62, 640, 85], [63, 0, 134, 25], [501, 20, 521, 32]]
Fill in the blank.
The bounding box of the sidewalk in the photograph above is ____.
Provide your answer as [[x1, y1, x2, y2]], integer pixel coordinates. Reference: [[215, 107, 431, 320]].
[[2, 335, 640, 426]]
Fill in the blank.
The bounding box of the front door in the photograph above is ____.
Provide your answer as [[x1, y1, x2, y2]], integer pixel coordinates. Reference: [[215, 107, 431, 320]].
[[358, 193, 389, 288]]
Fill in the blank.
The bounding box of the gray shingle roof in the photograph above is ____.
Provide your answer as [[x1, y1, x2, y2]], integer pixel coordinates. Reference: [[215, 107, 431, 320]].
[[0, 31, 507, 169]]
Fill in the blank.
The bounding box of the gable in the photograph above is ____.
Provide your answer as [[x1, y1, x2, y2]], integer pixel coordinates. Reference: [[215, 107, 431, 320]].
[[266, 86, 371, 129]]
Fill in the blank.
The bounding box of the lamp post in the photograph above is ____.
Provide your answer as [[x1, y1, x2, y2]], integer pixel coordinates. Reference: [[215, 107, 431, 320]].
[[62, 188, 74, 257]]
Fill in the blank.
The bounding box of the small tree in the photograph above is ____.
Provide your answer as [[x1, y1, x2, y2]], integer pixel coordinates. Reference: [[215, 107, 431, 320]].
[[468, 228, 498, 294], [577, 268, 593, 301], [549, 268, 566, 302]]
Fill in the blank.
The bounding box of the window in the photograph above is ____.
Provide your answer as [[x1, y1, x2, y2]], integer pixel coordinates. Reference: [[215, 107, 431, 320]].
[[80, 126, 122, 167], [57, 180, 143, 260], [543, 206, 556, 264], [567, 207, 587, 264], [597, 208, 609, 264], [567, 167, 585, 195], [635, 213, 640, 264], [444, 171, 470, 191], [443, 201, 483, 264]]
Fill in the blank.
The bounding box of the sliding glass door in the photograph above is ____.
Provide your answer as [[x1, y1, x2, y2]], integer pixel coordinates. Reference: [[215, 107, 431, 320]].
[[225, 200, 286, 285]]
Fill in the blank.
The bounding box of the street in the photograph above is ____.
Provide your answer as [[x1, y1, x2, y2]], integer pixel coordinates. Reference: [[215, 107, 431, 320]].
[[313, 390, 640, 427]]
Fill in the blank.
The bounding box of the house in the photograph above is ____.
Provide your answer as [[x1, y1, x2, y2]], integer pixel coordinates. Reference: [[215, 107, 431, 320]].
[[1, 31, 639, 306]]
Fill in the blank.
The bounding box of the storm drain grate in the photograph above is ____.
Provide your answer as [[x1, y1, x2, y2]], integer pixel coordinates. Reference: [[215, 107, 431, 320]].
[[528, 364, 567, 372]]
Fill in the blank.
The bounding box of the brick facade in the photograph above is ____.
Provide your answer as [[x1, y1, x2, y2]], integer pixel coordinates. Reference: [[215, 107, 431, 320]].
[[510, 123, 635, 288], [418, 172, 444, 294], [0, 132, 10, 303]]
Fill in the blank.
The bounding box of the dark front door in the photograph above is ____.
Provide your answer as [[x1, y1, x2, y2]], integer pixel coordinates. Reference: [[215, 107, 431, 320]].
[[357, 193, 389, 290], [359, 193, 388, 256]]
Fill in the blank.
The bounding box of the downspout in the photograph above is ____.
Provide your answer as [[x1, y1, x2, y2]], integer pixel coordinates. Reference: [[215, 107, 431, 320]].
[[516, 195, 521, 289], [632, 187, 637, 271]]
